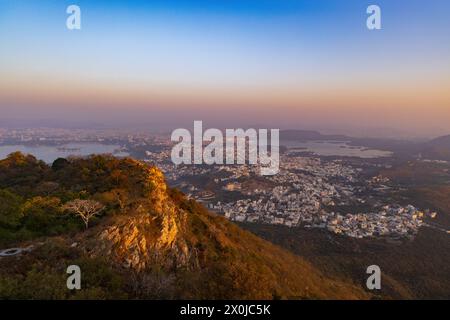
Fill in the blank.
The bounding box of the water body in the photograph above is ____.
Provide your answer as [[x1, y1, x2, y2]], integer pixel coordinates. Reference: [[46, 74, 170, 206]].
[[282, 140, 392, 158], [0, 143, 129, 163]]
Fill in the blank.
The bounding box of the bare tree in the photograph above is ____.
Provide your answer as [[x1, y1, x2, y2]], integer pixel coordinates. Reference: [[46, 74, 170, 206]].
[[64, 199, 105, 229]]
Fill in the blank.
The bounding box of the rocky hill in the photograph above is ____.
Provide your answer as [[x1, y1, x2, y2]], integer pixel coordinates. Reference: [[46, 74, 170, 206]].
[[0, 153, 369, 299]]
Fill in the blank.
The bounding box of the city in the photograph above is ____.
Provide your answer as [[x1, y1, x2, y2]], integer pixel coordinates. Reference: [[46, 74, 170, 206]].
[[0, 127, 439, 239]]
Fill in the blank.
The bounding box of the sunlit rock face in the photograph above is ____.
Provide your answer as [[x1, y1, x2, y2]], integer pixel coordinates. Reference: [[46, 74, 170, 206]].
[[85, 163, 192, 272]]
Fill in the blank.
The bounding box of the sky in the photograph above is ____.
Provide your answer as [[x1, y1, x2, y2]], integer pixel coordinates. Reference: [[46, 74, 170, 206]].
[[0, 0, 449, 138]]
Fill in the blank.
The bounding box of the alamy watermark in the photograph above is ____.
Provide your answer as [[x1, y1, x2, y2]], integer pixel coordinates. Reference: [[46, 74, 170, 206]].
[[66, 265, 81, 290], [171, 121, 279, 176], [65, 4, 381, 31], [66, 5, 81, 30], [367, 5, 382, 30], [366, 265, 381, 290]]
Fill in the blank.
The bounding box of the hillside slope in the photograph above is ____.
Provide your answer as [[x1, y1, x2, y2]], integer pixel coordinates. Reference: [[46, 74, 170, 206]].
[[0, 153, 369, 299]]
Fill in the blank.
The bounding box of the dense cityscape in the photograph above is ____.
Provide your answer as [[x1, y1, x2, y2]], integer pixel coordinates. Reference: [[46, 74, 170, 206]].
[[0, 127, 439, 239]]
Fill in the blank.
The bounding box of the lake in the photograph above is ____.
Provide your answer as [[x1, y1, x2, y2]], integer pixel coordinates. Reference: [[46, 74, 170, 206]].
[[282, 140, 393, 158], [0, 143, 129, 163]]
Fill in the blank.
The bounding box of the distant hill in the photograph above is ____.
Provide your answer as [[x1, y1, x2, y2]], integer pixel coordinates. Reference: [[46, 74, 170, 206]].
[[280, 130, 348, 141], [280, 130, 420, 158], [428, 135, 450, 147], [421, 135, 450, 161], [0, 152, 368, 299]]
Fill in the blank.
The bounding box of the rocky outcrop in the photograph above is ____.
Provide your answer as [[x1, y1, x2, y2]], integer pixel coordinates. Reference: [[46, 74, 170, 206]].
[[83, 165, 193, 272]]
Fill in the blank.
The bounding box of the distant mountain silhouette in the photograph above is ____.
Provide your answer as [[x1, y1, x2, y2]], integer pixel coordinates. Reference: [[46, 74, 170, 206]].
[[280, 130, 349, 141], [421, 135, 450, 160]]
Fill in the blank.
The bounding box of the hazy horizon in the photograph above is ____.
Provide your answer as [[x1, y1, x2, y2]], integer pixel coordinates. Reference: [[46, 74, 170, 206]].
[[1, 0, 449, 138]]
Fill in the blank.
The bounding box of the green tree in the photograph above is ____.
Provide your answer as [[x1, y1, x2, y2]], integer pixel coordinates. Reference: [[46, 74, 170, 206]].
[[21, 196, 63, 235], [0, 189, 23, 229]]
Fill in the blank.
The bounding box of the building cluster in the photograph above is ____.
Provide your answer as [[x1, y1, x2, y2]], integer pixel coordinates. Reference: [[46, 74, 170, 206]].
[[325, 205, 436, 238], [1, 128, 438, 239], [208, 156, 358, 225], [203, 156, 436, 238]]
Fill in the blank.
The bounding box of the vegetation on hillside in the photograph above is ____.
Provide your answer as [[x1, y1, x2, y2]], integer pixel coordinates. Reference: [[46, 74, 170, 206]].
[[240, 159, 450, 300], [0, 152, 369, 300]]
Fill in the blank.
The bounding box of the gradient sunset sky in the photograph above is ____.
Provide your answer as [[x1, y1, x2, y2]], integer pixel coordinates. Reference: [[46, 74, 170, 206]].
[[0, 0, 449, 137]]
